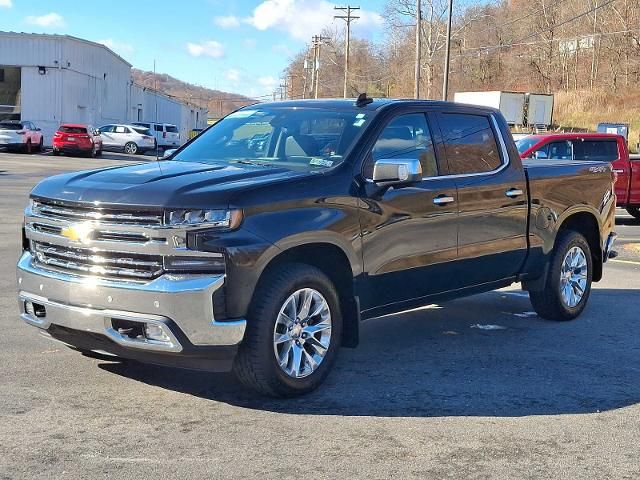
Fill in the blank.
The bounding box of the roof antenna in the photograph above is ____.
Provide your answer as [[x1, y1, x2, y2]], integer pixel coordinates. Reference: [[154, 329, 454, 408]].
[[355, 92, 373, 107]]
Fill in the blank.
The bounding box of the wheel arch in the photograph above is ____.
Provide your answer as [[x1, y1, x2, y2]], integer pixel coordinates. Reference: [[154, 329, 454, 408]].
[[252, 241, 360, 347], [555, 210, 603, 281]]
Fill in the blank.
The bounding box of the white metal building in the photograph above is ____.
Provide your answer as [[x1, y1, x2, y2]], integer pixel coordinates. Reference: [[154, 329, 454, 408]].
[[0, 32, 208, 145]]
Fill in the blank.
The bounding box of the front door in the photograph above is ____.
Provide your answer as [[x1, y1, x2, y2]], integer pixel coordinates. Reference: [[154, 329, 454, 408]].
[[358, 111, 459, 312], [435, 110, 528, 285]]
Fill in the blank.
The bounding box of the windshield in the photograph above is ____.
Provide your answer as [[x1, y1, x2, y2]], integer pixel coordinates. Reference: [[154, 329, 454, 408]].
[[0, 123, 22, 130], [515, 137, 539, 155], [173, 107, 371, 171]]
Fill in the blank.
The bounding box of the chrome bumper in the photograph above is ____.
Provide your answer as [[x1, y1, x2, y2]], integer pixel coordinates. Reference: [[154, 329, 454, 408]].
[[16, 252, 246, 351]]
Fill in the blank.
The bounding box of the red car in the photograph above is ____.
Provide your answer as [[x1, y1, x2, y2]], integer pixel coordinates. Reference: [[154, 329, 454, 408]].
[[517, 132, 640, 219], [52, 124, 103, 157]]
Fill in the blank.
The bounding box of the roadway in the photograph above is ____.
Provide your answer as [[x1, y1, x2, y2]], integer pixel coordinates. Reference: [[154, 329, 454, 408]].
[[0, 151, 638, 479]]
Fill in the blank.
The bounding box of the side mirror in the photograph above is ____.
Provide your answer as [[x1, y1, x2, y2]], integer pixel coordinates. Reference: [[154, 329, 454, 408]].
[[162, 148, 177, 159], [372, 159, 422, 187], [36, 127, 41, 131], [534, 150, 548, 159]]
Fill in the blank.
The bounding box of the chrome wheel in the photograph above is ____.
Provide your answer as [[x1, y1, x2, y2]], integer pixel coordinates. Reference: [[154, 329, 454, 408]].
[[273, 288, 332, 379], [560, 246, 588, 308]]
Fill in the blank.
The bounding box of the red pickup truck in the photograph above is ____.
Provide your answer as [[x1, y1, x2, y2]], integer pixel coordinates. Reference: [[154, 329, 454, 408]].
[[517, 133, 640, 219]]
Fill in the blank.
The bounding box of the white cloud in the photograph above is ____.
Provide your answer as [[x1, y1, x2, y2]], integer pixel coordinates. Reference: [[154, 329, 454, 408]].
[[25, 12, 66, 28], [187, 40, 225, 58], [244, 0, 382, 41], [98, 39, 134, 56], [257, 76, 279, 89], [214, 15, 240, 28], [225, 68, 241, 82], [0, 0, 13, 8]]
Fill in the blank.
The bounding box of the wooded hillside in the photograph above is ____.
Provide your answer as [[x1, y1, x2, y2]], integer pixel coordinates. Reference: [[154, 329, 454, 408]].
[[132, 69, 254, 119], [284, 0, 640, 146]]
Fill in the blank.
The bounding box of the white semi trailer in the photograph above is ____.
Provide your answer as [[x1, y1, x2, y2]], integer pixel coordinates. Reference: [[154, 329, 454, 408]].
[[453, 91, 526, 125]]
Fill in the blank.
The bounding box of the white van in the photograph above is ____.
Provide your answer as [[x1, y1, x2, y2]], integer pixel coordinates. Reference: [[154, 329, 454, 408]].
[[131, 122, 180, 149]]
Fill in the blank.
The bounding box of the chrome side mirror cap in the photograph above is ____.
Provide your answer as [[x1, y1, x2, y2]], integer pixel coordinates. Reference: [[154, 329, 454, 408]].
[[372, 159, 422, 186], [162, 148, 177, 159]]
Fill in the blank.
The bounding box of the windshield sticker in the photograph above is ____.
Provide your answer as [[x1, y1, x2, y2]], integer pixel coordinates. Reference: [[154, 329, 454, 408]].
[[356, 113, 366, 119], [309, 158, 334, 167], [353, 119, 366, 127], [228, 110, 259, 118]]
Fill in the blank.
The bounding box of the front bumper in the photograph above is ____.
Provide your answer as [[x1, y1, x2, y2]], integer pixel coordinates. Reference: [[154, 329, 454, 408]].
[[17, 252, 246, 361]]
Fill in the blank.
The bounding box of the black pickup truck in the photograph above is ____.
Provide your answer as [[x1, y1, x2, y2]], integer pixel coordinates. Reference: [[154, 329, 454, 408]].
[[17, 98, 617, 397]]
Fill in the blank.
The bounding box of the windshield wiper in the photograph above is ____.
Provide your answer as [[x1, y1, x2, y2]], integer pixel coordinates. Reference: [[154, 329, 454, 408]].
[[229, 159, 275, 167]]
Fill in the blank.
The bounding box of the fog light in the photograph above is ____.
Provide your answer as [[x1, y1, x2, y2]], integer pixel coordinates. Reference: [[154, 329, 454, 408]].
[[25, 301, 35, 316], [144, 323, 172, 343]]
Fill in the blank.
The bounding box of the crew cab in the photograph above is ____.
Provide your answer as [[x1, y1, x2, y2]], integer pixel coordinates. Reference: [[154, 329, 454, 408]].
[[52, 124, 102, 157], [517, 132, 640, 219], [17, 99, 617, 397]]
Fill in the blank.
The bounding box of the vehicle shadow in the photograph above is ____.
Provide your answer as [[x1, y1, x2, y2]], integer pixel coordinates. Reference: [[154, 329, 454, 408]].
[[616, 216, 639, 226], [99, 288, 640, 418]]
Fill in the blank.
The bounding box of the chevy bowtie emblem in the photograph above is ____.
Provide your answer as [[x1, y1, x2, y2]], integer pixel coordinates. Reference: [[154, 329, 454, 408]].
[[61, 222, 94, 244]]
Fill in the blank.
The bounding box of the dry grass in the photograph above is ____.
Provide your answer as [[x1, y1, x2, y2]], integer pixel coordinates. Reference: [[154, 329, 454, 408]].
[[554, 89, 640, 152]]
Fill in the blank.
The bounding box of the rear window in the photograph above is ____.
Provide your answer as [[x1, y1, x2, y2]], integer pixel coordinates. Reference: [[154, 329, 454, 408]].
[[0, 122, 21, 130], [573, 140, 619, 162], [166, 125, 178, 133], [60, 126, 87, 134], [132, 127, 152, 135], [438, 113, 502, 175]]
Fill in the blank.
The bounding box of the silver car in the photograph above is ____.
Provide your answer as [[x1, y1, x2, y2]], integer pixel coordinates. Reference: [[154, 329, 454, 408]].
[[97, 124, 156, 155]]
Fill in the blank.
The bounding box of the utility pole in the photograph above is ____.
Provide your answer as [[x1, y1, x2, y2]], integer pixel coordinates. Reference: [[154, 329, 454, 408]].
[[442, 0, 453, 101], [311, 35, 330, 99], [334, 6, 360, 98], [414, 0, 421, 99]]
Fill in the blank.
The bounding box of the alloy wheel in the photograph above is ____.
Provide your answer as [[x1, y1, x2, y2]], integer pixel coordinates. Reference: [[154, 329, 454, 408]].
[[560, 246, 588, 308], [273, 288, 332, 379]]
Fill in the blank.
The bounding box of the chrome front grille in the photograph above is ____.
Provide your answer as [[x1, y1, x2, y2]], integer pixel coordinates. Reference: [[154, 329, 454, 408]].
[[32, 241, 164, 280], [31, 199, 163, 226], [24, 197, 223, 282]]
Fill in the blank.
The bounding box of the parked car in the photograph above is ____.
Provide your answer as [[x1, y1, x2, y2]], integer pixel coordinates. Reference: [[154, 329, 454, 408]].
[[52, 124, 102, 157], [17, 99, 617, 397], [131, 122, 180, 149], [0, 121, 44, 153], [189, 128, 204, 140], [98, 124, 156, 154], [517, 132, 640, 219]]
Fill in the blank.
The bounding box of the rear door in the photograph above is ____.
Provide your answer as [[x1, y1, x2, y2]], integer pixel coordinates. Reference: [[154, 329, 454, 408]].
[[358, 110, 459, 310], [572, 137, 629, 205], [436, 110, 528, 286]]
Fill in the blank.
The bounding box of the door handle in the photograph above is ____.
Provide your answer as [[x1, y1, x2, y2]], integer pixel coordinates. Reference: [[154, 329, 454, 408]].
[[505, 188, 524, 198], [433, 195, 455, 205]]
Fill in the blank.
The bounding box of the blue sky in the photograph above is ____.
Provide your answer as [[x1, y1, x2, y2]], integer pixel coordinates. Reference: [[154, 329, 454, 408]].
[[0, 0, 392, 98]]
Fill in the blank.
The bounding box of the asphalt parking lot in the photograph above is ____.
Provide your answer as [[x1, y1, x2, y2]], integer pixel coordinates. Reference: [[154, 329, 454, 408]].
[[1, 151, 639, 479]]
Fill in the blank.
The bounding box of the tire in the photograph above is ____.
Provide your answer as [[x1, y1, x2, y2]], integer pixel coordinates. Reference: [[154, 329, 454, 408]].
[[52, 149, 60, 156], [37, 138, 44, 152], [124, 142, 138, 155], [25, 140, 32, 154], [627, 207, 640, 221], [529, 230, 593, 321], [96, 147, 102, 157], [233, 263, 343, 397]]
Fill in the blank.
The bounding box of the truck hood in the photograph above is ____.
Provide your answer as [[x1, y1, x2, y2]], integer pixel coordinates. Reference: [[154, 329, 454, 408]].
[[30, 160, 310, 208]]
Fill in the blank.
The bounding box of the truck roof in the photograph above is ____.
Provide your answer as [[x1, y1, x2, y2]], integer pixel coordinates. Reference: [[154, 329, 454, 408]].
[[254, 98, 494, 112], [526, 132, 626, 141]]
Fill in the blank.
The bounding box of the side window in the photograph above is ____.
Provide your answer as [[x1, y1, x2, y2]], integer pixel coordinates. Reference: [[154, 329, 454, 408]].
[[114, 126, 127, 134], [438, 113, 502, 175], [100, 125, 113, 133], [153, 124, 163, 132], [367, 113, 438, 178], [541, 141, 573, 160], [573, 140, 618, 161]]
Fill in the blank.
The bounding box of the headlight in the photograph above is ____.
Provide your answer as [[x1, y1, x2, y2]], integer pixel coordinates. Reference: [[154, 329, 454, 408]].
[[164, 209, 243, 229]]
